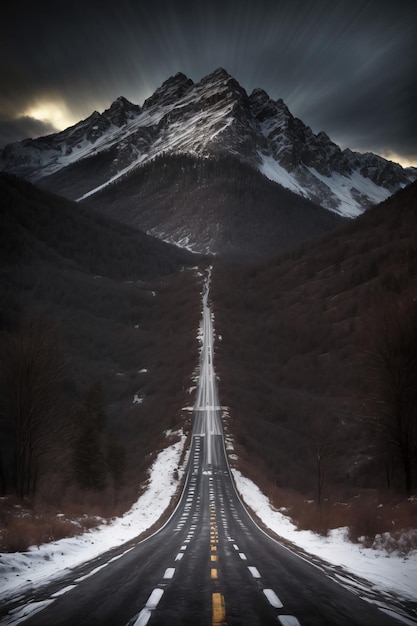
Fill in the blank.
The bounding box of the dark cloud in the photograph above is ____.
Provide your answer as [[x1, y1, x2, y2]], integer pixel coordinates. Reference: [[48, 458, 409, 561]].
[[1, 0, 416, 164], [0, 116, 57, 146]]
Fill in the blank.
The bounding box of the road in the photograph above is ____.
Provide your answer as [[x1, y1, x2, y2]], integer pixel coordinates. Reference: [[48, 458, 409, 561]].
[[0, 277, 414, 625]]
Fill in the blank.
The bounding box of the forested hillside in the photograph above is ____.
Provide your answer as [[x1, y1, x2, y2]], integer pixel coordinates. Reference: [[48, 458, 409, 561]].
[[2, 170, 416, 551], [81, 153, 344, 259], [0, 173, 202, 549], [212, 181, 417, 539]]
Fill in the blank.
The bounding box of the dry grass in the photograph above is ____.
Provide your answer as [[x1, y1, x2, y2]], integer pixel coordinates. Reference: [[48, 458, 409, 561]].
[[266, 488, 417, 554], [0, 497, 105, 552]]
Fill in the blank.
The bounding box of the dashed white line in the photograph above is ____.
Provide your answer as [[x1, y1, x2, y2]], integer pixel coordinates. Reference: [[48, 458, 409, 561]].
[[133, 607, 151, 626], [175, 553, 184, 561], [239, 553, 247, 560], [163, 567, 175, 579], [248, 566, 261, 578], [277, 616, 301, 626], [262, 588, 283, 608], [133, 588, 165, 626], [145, 588, 164, 609]]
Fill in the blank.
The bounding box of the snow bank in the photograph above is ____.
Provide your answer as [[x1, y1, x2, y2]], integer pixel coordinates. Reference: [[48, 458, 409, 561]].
[[231, 468, 417, 604], [0, 431, 187, 601], [1, 425, 416, 617]]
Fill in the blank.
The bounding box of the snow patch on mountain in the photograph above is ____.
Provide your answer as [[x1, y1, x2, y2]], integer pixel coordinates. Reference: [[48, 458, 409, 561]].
[[258, 153, 395, 218], [258, 153, 308, 197], [307, 167, 392, 218]]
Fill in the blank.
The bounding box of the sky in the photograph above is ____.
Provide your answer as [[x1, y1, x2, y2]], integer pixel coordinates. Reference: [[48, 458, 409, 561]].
[[1, 0, 416, 166]]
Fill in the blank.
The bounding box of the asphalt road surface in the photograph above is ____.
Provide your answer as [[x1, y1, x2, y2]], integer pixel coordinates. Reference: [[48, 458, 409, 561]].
[[0, 278, 414, 626]]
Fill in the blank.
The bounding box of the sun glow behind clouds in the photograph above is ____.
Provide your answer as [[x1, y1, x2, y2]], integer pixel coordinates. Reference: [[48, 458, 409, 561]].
[[23, 99, 76, 132], [378, 151, 417, 169]]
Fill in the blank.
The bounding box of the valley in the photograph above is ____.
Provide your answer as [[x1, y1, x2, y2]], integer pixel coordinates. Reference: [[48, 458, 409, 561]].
[[0, 277, 413, 625]]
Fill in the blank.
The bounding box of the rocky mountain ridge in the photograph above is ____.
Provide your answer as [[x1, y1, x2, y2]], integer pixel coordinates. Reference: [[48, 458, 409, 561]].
[[1, 68, 416, 217]]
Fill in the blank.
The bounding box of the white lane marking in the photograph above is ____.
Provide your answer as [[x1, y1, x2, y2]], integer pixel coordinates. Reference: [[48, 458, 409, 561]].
[[75, 565, 107, 582], [263, 588, 283, 608], [181, 545, 187, 550], [239, 553, 247, 560], [133, 607, 151, 626], [145, 588, 164, 609], [175, 553, 184, 561], [51, 585, 77, 597], [277, 616, 301, 626], [75, 546, 135, 582], [248, 566, 261, 578], [163, 567, 175, 579], [233, 544, 239, 550], [2, 599, 54, 624]]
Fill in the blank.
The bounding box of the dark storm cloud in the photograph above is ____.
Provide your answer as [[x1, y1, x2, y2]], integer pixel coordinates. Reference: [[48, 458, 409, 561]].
[[1, 0, 416, 164], [0, 116, 56, 146]]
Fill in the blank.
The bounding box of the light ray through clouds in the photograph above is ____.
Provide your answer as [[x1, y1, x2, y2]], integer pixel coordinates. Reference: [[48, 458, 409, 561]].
[[1, 0, 416, 165]]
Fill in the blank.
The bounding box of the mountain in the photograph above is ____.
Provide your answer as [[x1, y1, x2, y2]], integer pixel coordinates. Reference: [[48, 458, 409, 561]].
[[1, 68, 415, 219]]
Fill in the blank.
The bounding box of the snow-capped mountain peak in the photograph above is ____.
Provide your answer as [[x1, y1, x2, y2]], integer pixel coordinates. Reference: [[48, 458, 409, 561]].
[[102, 96, 141, 126], [142, 72, 193, 110], [1, 68, 416, 217]]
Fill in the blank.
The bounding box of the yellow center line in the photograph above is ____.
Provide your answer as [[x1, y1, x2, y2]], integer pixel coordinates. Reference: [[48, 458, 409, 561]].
[[212, 592, 226, 625], [209, 510, 227, 624]]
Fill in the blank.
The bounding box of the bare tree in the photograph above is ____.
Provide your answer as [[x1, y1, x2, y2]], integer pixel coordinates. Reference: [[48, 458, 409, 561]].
[[72, 381, 108, 491], [0, 313, 69, 497], [315, 416, 338, 517], [361, 298, 417, 496]]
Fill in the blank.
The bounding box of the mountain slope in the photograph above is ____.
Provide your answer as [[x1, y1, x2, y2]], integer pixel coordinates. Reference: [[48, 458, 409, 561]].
[[82, 153, 344, 260], [1, 68, 415, 218], [211, 181, 417, 498], [0, 172, 201, 509], [0, 172, 196, 281]]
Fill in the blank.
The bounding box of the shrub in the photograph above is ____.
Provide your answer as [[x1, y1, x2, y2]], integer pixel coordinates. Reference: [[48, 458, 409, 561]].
[[1, 515, 86, 552]]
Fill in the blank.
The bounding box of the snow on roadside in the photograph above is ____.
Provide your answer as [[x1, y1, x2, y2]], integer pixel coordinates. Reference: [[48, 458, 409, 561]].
[[1, 404, 415, 614], [231, 468, 417, 604], [0, 431, 187, 601]]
